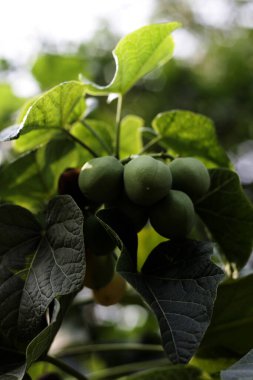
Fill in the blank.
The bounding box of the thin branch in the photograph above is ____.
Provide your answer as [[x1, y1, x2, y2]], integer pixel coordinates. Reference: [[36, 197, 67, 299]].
[[137, 135, 162, 154], [43, 355, 88, 380], [80, 120, 112, 154], [115, 95, 123, 159], [57, 343, 163, 358], [88, 358, 169, 380], [63, 129, 99, 157]]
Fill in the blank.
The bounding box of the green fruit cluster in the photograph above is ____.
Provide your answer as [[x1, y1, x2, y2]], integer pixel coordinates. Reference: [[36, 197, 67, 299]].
[[78, 155, 210, 242]]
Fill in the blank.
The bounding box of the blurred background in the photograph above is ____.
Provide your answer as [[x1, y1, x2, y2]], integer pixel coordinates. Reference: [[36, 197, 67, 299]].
[[1, 0, 253, 377]]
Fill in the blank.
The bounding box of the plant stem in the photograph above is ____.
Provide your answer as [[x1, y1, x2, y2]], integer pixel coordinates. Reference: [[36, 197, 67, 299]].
[[115, 95, 123, 159], [58, 343, 163, 358], [43, 354, 88, 380], [138, 135, 162, 154], [88, 358, 169, 380], [80, 120, 112, 154], [63, 129, 99, 157]]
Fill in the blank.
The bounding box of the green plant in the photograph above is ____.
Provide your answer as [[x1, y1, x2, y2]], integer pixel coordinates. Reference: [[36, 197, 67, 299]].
[[0, 22, 253, 380]]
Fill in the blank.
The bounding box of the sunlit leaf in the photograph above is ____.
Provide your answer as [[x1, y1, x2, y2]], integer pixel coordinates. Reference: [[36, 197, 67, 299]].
[[84, 23, 180, 95], [120, 115, 144, 158], [152, 110, 230, 168]]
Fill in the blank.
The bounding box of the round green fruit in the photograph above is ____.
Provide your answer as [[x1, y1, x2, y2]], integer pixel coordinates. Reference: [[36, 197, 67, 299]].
[[124, 155, 172, 206], [169, 157, 210, 200], [84, 214, 116, 256], [78, 156, 124, 202], [107, 192, 148, 232], [84, 249, 116, 290], [149, 190, 195, 239]]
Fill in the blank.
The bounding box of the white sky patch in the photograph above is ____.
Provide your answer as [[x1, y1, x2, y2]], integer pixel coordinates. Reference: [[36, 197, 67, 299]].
[[0, 0, 155, 62], [190, 0, 235, 29]]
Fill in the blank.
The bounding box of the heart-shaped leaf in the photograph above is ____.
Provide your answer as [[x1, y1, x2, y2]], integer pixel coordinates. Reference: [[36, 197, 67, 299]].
[[117, 239, 224, 364], [196, 168, 253, 269], [0, 195, 85, 349], [152, 110, 230, 168], [84, 23, 180, 96]]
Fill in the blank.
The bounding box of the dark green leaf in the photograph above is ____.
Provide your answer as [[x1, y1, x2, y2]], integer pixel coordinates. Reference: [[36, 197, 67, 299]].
[[119, 364, 210, 380], [117, 239, 224, 364], [0, 345, 26, 380], [221, 348, 253, 380], [85, 23, 180, 95], [196, 169, 253, 269], [152, 110, 230, 167], [0, 196, 85, 349], [199, 275, 253, 358]]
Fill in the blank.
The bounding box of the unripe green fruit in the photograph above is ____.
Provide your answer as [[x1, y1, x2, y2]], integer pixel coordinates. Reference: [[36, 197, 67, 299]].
[[149, 190, 195, 239], [107, 192, 148, 232], [169, 157, 210, 200], [84, 214, 116, 256], [78, 156, 124, 202], [84, 249, 116, 290], [124, 156, 172, 206]]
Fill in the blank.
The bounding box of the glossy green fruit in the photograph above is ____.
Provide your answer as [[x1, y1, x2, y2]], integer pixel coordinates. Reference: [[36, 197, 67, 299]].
[[84, 214, 116, 256], [107, 192, 148, 232], [84, 249, 116, 290], [78, 156, 124, 202], [169, 157, 210, 200], [149, 190, 195, 239], [124, 155, 172, 206]]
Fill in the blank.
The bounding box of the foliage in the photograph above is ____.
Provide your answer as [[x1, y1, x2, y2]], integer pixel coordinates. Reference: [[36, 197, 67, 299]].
[[0, 21, 253, 380]]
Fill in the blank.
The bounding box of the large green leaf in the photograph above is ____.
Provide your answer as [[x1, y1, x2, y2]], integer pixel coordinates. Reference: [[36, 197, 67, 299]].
[[152, 110, 230, 168], [97, 215, 223, 365], [85, 23, 180, 95], [196, 169, 253, 269], [199, 275, 253, 358], [119, 364, 211, 380], [221, 348, 253, 380], [0, 196, 85, 349], [0, 81, 86, 142]]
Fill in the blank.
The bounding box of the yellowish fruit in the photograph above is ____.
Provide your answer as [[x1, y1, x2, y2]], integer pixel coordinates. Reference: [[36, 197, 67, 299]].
[[78, 156, 123, 202], [84, 249, 115, 290], [124, 155, 172, 206], [84, 214, 116, 256], [92, 273, 127, 306]]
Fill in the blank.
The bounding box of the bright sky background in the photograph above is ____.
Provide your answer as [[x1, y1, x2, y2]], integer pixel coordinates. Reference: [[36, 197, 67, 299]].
[[0, 0, 252, 96]]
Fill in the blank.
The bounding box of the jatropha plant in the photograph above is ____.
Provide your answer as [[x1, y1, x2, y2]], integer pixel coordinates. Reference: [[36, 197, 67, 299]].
[[0, 22, 253, 380]]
